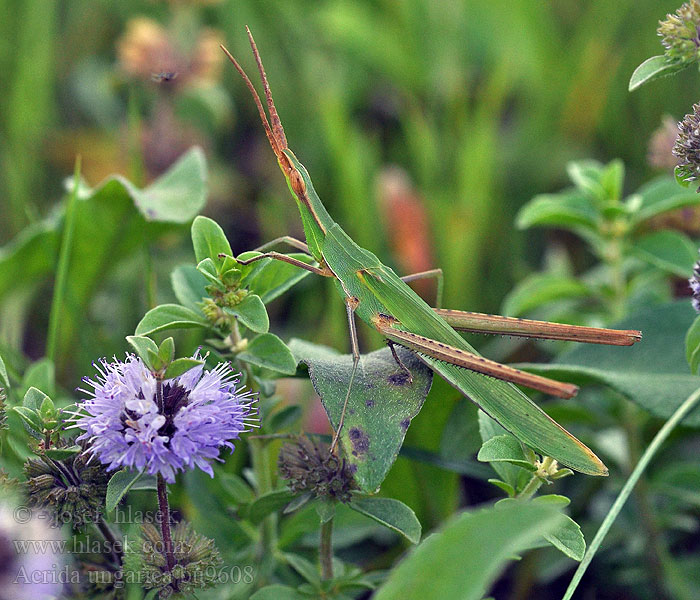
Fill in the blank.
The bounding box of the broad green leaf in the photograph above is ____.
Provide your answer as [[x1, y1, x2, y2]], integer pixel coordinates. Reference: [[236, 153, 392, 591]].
[[191, 215, 232, 265], [497, 496, 585, 561], [314, 499, 336, 523], [477, 435, 536, 471], [0, 221, 59, 300], [238, 333, 297, 375], [196, 257, 221, 285], [135, 304, 208, 336], [374, 503, 564, 600], [686, 316, 700, 373], [515, 191, 598, 232], [502, 273, 591, 316], [348, 497, 421, 544], [250, 585, 307, 600], [240, 252, 314, 304], [267, 405, 303, 432], [163, 358, 204, 380], [224, 294, 269, 334], [120, 148, 206, 223], [289, 339, 433, 492], [246, 489, 296, 524], [126, 335, 159, 367], [171, 265, 209, 311], [629, 55, 685, 92], [633, 231, 696, 277], [21, 359, 55, 399], [106, 469, 143, 512], [44, 445, 81, 460], [518, 302, 700, 425], [631, 177, 700, 227]]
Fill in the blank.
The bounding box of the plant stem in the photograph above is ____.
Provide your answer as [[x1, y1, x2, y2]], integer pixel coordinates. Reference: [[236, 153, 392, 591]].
[[562, 386, 700, 600], [46, 156, 81, 365], [516, 474, 543, 500], [320, 518, 334, 580], [157, 473, 176, 573]]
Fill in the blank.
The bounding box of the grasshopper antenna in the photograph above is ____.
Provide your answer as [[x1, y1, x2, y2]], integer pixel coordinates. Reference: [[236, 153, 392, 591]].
[[220, 29, 291, 172]]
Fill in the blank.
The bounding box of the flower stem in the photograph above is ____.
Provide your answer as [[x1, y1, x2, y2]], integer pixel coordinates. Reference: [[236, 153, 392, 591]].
[[562, 386, 700, 600], [320, 518, 334, 580], [156, 473, 176, 573]]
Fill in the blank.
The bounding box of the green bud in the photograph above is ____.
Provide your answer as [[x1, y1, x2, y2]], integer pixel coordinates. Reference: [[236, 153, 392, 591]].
[[658, 1, 700, 65]]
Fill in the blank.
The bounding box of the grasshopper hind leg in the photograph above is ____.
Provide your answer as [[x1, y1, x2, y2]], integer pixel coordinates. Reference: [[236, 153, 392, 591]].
[[387, 340, 414, 385]]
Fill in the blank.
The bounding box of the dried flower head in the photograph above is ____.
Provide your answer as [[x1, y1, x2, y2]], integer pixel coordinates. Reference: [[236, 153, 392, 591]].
[[658, 1, 700, 65], [278, 436, 357, 504], [73, 353, 258, 483], [673, 103, 700, 188], [690, 252, 700, 312], [0, 387, 6, 431], [124, 521, 222, 598], [24, 442, 110, 529]]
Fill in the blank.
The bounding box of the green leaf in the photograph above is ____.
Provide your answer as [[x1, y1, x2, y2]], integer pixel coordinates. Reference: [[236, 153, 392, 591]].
[[289, 339, 433, 492], [0, 355, 8, 390], [631, 176, 700, 227], [629, 55, 685, 91], [250, 585, 307, 600], [171, 265, 209, 311], [196, 257, 221, 286], [135, 304, 208, 336], [191, 215, 232, 265], [348, 497, 421, 544], [238, 333, 297, 375], [268, 405, 303, 432], [478, 411, 526, 491], [240, 252, 314, 304], [601, 159, 624, 203], [633, 231, 696, 277], [518, 302, 700, 426], [686, 316, 700, 374], [121, 148, 206, 223], [126, 335, 159, 367], [163, 358, 203, 380], [374, 502, 564, 600], [12, 406, 44, 437], [566, 160, 606, 202], [21, 359, 55, 399], [224, 294, 269, 334], [106, 469, 143, 512], [314, 499, 336, 523], [220, 473, 255, 504], [284, 553, 320, 585], [502, 274, 591, 316], [44, 445, 81, 460], [23, 386, 49, 410], [497, 496, 585, 561], [158, 337, 175, 365], [477, 435, 536, 471], [246, 489, 296, 524], [515, 191, 599, 232]]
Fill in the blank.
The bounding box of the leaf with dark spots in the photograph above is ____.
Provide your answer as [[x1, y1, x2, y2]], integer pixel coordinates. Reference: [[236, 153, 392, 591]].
[[288, 338, 433, 492]]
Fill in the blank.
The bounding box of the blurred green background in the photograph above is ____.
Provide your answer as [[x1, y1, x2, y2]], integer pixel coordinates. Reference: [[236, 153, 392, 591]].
[[2, 2, 699, 598]]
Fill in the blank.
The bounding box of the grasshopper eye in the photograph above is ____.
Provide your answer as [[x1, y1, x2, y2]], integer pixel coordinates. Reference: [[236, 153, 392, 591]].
[[289, 168, 306, 196]]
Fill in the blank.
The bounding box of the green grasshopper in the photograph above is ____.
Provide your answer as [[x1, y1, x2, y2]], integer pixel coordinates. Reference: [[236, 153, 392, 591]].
[[221, 30, 641, 477]]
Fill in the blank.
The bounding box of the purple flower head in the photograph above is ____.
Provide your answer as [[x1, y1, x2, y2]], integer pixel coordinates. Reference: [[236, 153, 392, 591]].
[[72, 352, 258, 483], [690, 254, 700, 312]]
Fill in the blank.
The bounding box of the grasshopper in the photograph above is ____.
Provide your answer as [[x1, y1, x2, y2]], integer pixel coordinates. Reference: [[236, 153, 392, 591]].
[[221, 30, 641, 477]]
